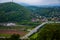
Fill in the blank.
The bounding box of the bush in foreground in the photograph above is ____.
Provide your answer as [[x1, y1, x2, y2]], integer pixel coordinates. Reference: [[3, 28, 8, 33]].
[[37, 24, 60, 40]]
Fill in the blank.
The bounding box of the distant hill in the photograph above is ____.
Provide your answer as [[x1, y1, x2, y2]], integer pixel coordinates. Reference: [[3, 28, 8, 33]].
[[26, 6, 60, 17], [0, 2, 32, 22]]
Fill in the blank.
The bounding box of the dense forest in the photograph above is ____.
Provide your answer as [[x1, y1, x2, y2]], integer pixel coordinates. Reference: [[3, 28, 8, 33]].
[[0, 2, 32, 22]]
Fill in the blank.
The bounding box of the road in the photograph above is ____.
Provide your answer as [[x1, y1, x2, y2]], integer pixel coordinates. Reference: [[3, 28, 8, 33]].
[[21, 21, 60, 39], [0, 21, 60, 39]]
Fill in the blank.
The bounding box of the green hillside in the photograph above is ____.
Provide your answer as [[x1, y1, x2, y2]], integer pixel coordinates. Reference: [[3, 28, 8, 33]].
[[0, 2, 32, 22], [37, 23, 60, 40], [26, 6, 60, 17], [30, 23, 60, 40]]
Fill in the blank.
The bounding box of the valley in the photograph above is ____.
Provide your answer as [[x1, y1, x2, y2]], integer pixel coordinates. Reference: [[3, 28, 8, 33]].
[[0, 2, 60, 40]]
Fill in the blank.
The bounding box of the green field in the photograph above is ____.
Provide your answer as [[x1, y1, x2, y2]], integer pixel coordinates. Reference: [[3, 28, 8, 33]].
[[0, 34, 11, 37], [0, 25, 32, 30], [29, 23, 60, 40]]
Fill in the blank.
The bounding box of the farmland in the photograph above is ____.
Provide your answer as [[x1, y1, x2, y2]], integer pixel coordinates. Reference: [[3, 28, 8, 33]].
[[0, 30, 27, 37], [0, 22, 41, 37], [0, 25, 28, 37], [0, 25, 30, 37]]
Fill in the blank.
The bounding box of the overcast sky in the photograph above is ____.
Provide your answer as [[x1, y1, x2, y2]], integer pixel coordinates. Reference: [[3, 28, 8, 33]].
[[0, 0, 60, 5]]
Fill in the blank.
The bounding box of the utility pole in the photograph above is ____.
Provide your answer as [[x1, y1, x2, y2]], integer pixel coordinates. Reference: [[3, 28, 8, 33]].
[[11, 0, 13, 5], [12, 0, 13, 2], [11, 0, 13, 4]]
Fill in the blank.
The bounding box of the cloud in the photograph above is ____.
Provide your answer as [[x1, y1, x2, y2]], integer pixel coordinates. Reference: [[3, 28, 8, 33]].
[[0, 0, 60, 5], [0, 0, 11, 3]]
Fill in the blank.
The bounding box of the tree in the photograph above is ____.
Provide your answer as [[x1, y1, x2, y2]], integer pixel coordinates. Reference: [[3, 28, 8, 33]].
[[51, 30, 60, 40], [9, 34, 20, 40]]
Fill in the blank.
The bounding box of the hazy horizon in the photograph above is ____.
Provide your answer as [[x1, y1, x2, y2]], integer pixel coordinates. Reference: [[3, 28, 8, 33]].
[[0, 0, 60, 6]]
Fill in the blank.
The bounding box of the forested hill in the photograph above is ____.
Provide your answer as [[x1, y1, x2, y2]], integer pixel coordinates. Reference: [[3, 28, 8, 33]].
[[0, 2, 32, 22], [26, 6, 60, 17]]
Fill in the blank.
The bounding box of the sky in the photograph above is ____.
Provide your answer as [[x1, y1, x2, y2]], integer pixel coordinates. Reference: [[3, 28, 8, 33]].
[[0, 0, 60, 5]]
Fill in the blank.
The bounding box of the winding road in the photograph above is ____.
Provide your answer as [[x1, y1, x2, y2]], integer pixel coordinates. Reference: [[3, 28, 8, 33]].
[[21, 21, 60, 39]]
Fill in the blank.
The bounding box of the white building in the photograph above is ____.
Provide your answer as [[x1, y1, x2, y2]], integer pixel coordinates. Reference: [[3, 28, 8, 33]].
[[6, 23, 16, 26]]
